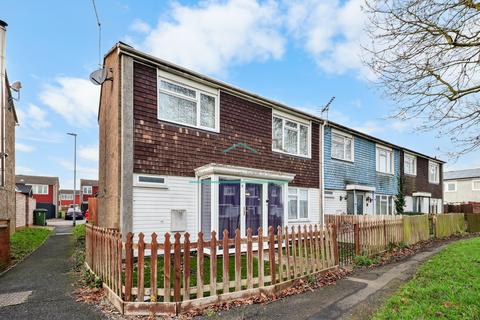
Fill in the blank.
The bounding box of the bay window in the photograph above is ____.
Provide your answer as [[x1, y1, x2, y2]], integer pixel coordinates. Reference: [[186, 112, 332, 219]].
[[331, 131, 353, 161], [288, 188, 308, 220], [157, 70, 218, 131], [272, 115, 310, 157], [376, 145, 394, 174], [428, 161, 439, 184]]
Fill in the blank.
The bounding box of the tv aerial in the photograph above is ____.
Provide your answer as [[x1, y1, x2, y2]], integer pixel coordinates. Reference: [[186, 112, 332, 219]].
[[320, 96, 335, 121], [88, 0, 111, 86]]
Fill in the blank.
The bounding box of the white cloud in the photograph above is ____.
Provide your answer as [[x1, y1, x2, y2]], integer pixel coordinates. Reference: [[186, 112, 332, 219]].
[[130, 19, 151, 33], [79, 145, 99, 162], [57, 158, 98, 179], [353, 121, 385, 135], [40, 77, 100, 127], [135, 0, 285, 74], [285, 0, 373, 79], [16, 142, 35, 153], [16, 165, 35, 175], [16, 104, 51, 129]]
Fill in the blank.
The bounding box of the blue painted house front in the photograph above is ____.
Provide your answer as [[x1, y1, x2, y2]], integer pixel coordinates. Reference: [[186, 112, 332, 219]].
[[323, 125, 399, 215]]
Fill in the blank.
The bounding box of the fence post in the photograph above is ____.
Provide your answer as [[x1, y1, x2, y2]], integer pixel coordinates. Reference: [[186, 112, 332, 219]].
[[124, 232, 133, 302], [268, 226, 276, 285], [150, 233, 158, 302], [332, 224, 339, 266], [354, 223, 360, 256], [173, 232, 181, 302]]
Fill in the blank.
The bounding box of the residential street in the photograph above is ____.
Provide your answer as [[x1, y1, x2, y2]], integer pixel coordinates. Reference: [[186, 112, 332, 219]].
[[0, 220, 104, 320], [199, 242, 450, 320]]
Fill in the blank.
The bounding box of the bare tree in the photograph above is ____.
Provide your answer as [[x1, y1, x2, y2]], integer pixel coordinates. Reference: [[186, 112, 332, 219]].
[[364, 0, 480, 156]]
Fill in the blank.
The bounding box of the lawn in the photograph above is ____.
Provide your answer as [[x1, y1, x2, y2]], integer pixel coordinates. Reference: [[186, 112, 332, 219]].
[[373, 237, 480, 319], [10, 227, 51, 262]]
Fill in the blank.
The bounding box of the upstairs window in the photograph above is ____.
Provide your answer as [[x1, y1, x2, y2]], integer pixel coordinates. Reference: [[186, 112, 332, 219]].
[[157, 70, 219, 132], [473, 180, 480, 191], [31, 184, 48, 195], [82, 186, 92, 194], [376, 145, 394, 175], [61, 194, 74, 200], [404, 153, 416, 175], [429, 161, 439, 184], [331, 131, 353, 162], [272, 114, 310, 157], [445, 182, 457, 192]]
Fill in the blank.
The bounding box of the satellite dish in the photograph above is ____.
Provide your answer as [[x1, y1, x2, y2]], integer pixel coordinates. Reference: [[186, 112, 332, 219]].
[[89, 68, 108, 85]]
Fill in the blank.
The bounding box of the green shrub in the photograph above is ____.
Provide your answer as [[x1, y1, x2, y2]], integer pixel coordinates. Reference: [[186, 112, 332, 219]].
[[354, 254, 379, 266]]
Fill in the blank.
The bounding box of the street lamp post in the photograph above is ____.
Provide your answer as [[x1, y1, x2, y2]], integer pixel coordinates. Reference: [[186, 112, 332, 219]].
[[67, 132, 77, 227]]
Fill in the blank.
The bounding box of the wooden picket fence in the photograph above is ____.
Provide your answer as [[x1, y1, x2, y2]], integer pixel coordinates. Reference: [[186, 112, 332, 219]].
[[434, 213, 465, 238], [85, 224, 338, 316]]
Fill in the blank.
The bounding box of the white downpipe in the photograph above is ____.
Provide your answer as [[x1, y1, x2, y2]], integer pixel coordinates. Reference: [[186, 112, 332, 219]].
[[320, 121, 326, 227], [0, 22, 7, 187]]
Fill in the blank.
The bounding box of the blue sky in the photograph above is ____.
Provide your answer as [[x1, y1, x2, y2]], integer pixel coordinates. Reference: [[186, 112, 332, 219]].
[[3, 0, 479, 189]]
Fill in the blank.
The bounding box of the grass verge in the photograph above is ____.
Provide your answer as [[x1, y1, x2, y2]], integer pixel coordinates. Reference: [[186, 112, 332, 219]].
[[72, 224, 86, 271], [373, 237, 480, 319], [10, 227, 51, 263]]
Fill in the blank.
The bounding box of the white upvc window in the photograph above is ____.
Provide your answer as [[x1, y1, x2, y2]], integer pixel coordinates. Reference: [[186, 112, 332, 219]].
[[445, 181, 457, 192], [31, 184, 48, 195], [157, 69, 219, 132], [375, 195, 394, 215], [61, 194, 74, 200], [82, 186, 92, 195], [472, 180, 480, 191], [331, 130, 354, 162], [428, 161, 440, 184], [288, 187, 308, 220], [272, 114, 311, 158], [376, 145, 394, 175], [404, 153, 416, 176]]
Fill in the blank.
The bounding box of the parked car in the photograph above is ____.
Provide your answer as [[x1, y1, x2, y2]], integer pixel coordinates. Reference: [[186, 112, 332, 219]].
[[65, 206, 83, 220]]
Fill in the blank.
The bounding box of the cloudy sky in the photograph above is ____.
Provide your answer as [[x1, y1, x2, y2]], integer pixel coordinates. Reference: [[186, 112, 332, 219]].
[[3, 0, 479, 189]]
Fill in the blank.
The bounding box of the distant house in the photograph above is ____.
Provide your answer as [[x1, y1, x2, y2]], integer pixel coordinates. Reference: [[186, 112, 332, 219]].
[[443, 168, 480, 204], [58, 189, 80, 211], [15, 175, 59, 219], [15, 184, 35, 229], [80, 179, 98, 212], [0, 20, 18, 235]]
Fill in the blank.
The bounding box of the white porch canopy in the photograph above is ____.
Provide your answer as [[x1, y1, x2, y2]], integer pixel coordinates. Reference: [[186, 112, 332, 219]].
[[194, 163, 296, 182], [346, 184, 376, 192]]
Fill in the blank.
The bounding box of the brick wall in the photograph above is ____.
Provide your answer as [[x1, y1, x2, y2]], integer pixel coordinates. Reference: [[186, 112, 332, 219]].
[[132, 62, 320, 188], [402, 153, 443, 199], [15, 193, 25, 228]]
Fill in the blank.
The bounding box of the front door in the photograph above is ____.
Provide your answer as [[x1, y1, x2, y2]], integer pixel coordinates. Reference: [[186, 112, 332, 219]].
[[218, 180, 241, 239], [245, 183, 262, 235], [356, 194, 364, 215]]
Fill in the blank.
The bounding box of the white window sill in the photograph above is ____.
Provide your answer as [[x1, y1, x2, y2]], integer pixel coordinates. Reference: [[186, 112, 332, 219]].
[[157, 117, 219, 133], [331, 157, 354, 164], [288, 218, 310, 223], [272, 149, 311, 159], [376, 171, 394, 176]]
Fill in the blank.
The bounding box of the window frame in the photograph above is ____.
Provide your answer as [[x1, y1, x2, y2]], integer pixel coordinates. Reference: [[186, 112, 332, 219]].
[[331, 130, 354, 162], [404, 153, 416, 176], [133, 174, 168, 189], [287, 187, 309, 221], [157, 69, 220, 133], [376, 144, 394, 175], [31, 184, 48, 195], [82, 186, 93, 195], [375, 194, 394, 215], [472, 180, 480, 191], [444, 181, 457, 192], [61, 193, 74, 201], [428, 161, 440, 184], [272, 113, 311, 158]]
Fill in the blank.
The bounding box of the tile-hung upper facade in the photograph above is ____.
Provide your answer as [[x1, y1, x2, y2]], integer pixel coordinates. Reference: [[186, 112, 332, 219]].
[[324, 126, 400, 215], [97, 43, 444, 240], [401, 151, 443, 213]]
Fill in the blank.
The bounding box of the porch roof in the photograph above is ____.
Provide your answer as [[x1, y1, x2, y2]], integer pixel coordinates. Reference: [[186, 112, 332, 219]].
[[194, 163, 295, 182]]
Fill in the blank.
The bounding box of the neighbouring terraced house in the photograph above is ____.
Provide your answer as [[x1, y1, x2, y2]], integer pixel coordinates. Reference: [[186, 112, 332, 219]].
[[443, 168, 480, 204], [96, 42, 444, 240]]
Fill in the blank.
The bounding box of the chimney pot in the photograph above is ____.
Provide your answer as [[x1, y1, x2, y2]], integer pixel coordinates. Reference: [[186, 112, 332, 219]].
[[0, 20, 7, 28]]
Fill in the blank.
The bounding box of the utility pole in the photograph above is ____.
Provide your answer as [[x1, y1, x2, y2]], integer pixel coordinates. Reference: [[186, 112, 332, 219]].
[[67, 133, 77, 226]]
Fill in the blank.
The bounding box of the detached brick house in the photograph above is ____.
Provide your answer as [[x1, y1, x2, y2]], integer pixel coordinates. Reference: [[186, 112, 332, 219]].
[[16, 175, 59, 219], [97, 43, 444, 240]]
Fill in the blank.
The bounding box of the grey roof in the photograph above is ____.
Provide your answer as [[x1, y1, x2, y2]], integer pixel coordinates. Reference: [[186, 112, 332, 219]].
[[15, 183, 32, 195], [444, 168, 480, 180], [80, 179, 98, 187], [16, 175, 59, 186], [59, 189, 74, 194]]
